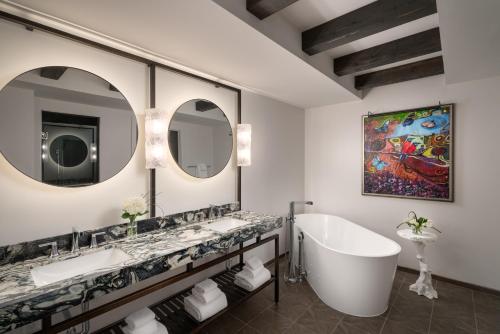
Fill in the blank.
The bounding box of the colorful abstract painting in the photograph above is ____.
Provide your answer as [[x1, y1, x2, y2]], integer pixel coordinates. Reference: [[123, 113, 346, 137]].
[[363, 104, 453, 201]]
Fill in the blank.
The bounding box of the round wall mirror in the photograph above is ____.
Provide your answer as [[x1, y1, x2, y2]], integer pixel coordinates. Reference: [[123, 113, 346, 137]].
[[0, 66, 138, 187], [50, 135, 88, 167], [168, 99, 233, 178]]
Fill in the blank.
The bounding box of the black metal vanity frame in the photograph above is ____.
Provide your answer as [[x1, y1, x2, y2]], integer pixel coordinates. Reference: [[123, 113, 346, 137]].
[[0, 10, 243, 217], [37, 234, 279, 334]]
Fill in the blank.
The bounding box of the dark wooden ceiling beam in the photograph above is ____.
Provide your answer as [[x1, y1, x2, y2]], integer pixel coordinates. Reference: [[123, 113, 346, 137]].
[[302, 0, 437, 55], [355, 56, 444, 90], [195, 100, 217, 112], [247, 0, 299, 19], [40, 66, 67, 80], [334, 28, 441, 76]]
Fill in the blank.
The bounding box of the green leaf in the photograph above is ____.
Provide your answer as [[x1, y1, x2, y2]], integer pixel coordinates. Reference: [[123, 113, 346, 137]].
[[417, 217, 428, 225]]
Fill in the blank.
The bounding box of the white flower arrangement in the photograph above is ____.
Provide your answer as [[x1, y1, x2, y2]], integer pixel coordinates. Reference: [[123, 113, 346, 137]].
[[397, 211, 441, 235], [122, 197, 148, 217], [122, 197, 148, 238]]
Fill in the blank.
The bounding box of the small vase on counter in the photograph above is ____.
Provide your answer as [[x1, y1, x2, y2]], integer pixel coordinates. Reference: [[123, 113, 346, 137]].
[[122, 196, 148, 238], [127, 219, 138, 237]]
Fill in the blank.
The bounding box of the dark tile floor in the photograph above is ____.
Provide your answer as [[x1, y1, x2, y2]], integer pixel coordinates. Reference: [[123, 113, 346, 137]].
[[201, 258, 500, 334]]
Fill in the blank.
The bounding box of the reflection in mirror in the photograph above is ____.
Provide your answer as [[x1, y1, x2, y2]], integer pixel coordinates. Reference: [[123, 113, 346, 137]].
[[0, 67, 138, 187], [169, 99, 233, 178]]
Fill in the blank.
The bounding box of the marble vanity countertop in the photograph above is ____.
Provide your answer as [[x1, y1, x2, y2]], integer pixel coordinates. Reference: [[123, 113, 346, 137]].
[[0, 211, 282, 333]]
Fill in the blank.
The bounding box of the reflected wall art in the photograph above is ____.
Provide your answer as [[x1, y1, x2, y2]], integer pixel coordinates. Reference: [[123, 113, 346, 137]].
[[362, 104, 453, 201]]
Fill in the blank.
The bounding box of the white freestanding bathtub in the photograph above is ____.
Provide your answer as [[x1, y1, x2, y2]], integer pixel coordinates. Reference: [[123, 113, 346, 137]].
[[294, 214, 401, 317]]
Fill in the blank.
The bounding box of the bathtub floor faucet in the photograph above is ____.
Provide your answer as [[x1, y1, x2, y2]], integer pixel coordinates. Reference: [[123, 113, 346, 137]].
[[286, 200, 313, 283]]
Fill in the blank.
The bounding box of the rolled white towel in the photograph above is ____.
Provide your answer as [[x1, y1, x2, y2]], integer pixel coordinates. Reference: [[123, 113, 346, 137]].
[[122, 320, 160, 334], [237, 266, 264, 280], [124, 308, 156, 330], [192, 287, 223, 304], [184, 292, 227, 322], [244, 256, 264, 271], [193, 279, 218, 295], [156, 322, 169, 334], [234, 267, 271, 292]]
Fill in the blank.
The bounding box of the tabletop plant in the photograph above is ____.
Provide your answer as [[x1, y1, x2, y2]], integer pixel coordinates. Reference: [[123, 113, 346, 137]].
[[397, 211, 441, 235]]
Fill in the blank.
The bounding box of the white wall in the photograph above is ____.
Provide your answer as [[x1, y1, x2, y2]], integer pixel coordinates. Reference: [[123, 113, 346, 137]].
[[154, 68, 238, 214], [0, 21, 148, 246], [0, 21, 240, 245], [305, 74, 500, 290], [241, 90, 306, 260], [1, 19, 306, 333]]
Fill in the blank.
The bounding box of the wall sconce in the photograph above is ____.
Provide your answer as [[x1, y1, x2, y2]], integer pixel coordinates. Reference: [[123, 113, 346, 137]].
[[90, 143, 97, 161], [237, 124, 251, 166], [145, 108, 168, 169], [41, 141, 47, 160]]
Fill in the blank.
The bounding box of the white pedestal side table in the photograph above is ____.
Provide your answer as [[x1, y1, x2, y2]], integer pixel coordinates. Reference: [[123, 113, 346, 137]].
[[397, 229, 438, 299]]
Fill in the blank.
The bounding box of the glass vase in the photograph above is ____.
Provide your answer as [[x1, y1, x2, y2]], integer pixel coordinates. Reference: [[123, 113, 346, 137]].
[[411, 225, 423, 235], [127, 219, 137, 237]]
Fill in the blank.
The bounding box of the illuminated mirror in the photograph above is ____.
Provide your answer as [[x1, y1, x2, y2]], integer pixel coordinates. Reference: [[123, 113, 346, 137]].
[[0, 66, 138, 187]]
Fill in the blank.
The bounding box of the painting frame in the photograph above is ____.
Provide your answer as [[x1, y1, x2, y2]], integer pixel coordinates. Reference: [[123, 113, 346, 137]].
[[362, 104, 454, 202]]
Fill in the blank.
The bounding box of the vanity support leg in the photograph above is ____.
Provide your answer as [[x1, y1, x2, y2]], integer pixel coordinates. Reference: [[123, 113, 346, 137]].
[[239, 242, 244, 267], [42, 316, 51, 331], [274, 236, 280, 303]]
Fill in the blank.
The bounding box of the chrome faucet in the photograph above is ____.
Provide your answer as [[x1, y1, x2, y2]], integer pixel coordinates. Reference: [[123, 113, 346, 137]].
[[195, 211, 205, 223], [289, 201, 313, 222], [216, 206, 223, 218], [71, 227, 81, 253], [90, 232, 106, 249], [39, 241, 59, 258], [209, 204, 223, 220], [208, 205, 217, 220], [286, 200, 313, 283]]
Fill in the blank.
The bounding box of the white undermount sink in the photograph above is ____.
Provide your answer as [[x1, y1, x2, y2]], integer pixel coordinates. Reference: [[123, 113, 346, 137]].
[[30, 248, 131, 287], [203, 218, 253, 233]]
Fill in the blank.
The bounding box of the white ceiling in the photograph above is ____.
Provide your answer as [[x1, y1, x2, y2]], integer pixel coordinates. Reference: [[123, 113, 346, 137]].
[[258, 0, 500, 85], [2, 0, 499, 109], [215, 0, 443, 89], [437, 0, 500, 84], [1, 0, 360, 109]]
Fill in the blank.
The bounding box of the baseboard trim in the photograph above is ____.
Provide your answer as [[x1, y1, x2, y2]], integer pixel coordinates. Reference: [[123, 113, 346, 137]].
[[397, 266, 500, 296], [273, 254, 500, 296]]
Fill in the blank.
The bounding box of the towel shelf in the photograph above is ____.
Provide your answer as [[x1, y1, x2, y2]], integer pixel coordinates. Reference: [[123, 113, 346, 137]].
[[97, 264, 275, 334]]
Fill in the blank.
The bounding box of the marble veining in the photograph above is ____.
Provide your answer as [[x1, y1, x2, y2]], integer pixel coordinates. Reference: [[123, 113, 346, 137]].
[[0, 210, 282, 333], [0, 203, 239, 266]]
